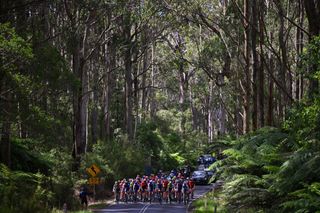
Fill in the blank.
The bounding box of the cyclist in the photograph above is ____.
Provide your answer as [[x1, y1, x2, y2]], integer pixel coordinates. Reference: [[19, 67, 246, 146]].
[[162, 178, 169, 203], [147, 179, 155, 203], [133, 179, 140, 202], [169, 179, 175, 203], [155, 179, 163, 204], [79, 187, 88, 210], [188, 178, 195, 199], [120, 179, 126, 201], [175, 179, 183, 203], [127, 179, 134, 202], [182, 179, 190, 205], [112, 181, 120, 202], [140, 178, 148, 202], [123, 179, 130, 202]]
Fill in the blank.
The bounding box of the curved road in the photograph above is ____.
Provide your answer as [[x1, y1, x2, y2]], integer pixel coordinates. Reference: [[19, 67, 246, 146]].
[[92, 184, 213, 213]]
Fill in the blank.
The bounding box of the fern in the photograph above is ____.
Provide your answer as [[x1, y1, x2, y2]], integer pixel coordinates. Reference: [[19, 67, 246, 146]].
[[281, 182, 320, 212], [276, 150, 320, 194]]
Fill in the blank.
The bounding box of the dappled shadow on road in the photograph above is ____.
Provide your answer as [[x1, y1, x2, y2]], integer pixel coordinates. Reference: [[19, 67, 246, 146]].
[[93, 203, 187, 213], [92, 185, 214, 213]]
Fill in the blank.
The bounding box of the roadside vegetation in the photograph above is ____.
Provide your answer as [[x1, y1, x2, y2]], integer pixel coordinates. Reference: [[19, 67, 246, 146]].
[[195, 54, 320, 212]]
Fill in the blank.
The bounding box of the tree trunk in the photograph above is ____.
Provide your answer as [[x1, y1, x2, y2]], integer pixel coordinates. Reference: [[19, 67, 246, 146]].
[[243, 0, 251, 133], [132, 49, 139, 140], [235, 92, 243, 135], [267, 32, 274, 126], [258, 0, 265, 127], [124, 22, 133, 141], [304, 0, 320, 99], [304, 0, 320, 36], [141, 46, 149, 118], [0, 0, 14, 22], [189, 81, 196, 131], [149, 43, 157, 120], [0, 89, 11, 168], [218, 88, 226, 135], [251, 0, 258, 131], [277, 2, 289, 120], [103, 38, 115, 140], [295, 0, 304, 101], [178, 64, 187, 134], [82, 64, 89, 152], [72, 32, 88, 158], [208, 80, 214, 143], [91, 59, 98, 146]]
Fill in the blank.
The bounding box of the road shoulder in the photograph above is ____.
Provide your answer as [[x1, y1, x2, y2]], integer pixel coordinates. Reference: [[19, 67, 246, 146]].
[[187, 181, 223, 213]]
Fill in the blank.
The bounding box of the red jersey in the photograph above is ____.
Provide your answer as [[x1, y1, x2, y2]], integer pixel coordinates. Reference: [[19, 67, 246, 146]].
[[188, 180, 195, 188]]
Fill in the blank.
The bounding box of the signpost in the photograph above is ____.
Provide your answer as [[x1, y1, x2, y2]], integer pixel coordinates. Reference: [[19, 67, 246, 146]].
[[88, 177, 100, 185], [86, 164, 102, 201], [86, 164, 101, 177]]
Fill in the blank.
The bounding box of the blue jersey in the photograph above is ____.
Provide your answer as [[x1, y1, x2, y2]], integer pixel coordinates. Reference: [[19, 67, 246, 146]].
[[148, 182, 154, 191], [124, 182, 130, 192], [134, 182, 140, 192]]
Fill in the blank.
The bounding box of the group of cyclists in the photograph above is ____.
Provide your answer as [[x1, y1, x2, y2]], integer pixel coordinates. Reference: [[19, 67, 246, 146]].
[[112, 172, 195, 205]]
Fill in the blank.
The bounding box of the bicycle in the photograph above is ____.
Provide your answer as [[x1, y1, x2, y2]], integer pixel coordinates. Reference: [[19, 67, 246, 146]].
[[182, 190, 190, 205], [148, 191, 154, 203], [133, 190, 139, 203], [114, 191, 120, 203], [168, 188, 174, 204], [155, 189, 162, 205]]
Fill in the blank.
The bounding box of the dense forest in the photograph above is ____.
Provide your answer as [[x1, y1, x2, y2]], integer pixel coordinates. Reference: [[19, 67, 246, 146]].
[[0, 0, 320, 212]]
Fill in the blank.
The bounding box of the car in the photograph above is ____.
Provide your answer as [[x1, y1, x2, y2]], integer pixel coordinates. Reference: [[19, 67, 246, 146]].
[[197, 164, 206, 171], [180, 165, 192, 177], [205, 169, 215, 178], [203, 154, 216, 165], [204, 169, 217, 182], [191, 170, 209, 185], [197, 154, 216, 166]]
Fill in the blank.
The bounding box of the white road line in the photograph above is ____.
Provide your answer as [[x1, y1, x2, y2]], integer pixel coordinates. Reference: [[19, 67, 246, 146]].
[[142, 204, 151, 213], [139, 203, 150, 213]]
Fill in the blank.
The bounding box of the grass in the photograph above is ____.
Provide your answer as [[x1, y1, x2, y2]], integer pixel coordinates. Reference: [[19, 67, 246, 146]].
[[50, 199, 112, 213], [89, 203, 109, 209], [192, 186, 227, 213], [193, 198, 218, 213]]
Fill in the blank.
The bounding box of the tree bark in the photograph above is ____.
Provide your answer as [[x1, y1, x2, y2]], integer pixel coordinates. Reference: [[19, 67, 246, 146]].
[[208, 80, 214, 143], [295, 0, 304, 101], [304, 0, 320, 99], [189, 79, 197, 131], [149, 43, 157, 120], [0, 89, 11, 168], [141, 43, 149, 118], [251, 0, 258, 131], [258, 0, 265, 127], [103, 39, 115, 141], [267, 32, 274, 126], [72, 31, 88, 157], [124, 18, 133, 141], [91, 59, 98, 146], [243, 0, 251, 133], [277, 1, 289, 120], [178, 64, 187, 134]]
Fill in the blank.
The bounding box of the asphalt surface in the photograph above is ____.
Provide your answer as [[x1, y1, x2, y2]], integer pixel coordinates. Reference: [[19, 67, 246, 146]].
[[92, 184, 213, 213]]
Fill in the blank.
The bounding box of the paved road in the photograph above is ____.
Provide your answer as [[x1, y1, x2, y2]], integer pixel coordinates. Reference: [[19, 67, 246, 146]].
[[92, 184, 213, 213]]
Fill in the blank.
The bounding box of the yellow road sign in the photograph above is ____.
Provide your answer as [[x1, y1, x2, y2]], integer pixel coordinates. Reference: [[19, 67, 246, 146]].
[[86, 164, 101, 177], [88, 177, 100, 185]]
